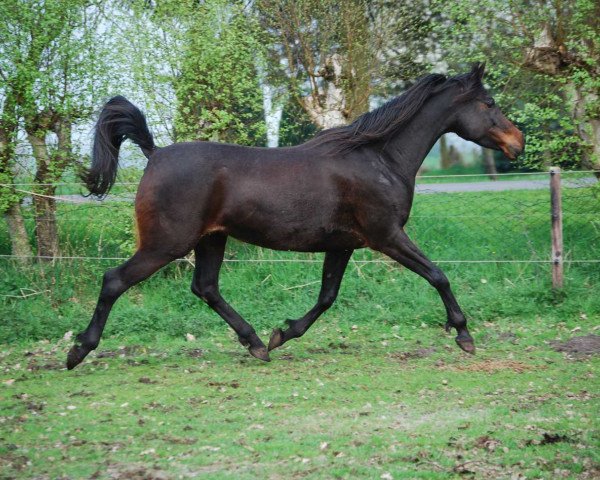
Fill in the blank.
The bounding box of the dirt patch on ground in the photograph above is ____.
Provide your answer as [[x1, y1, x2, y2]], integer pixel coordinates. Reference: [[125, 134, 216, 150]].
[[26, 358, 62, 371], [551, 335, 600, 358], [184, 348, 204, 358], [0, 451, 30, 472], [138, 377, 157, 384], [307, 342, 354, 355], [524, 432, 573, 446], [497, 332, 519, 344], [96, 345, 156, 358], [101, 463, 172, 479], [278, 353, 295, 361], [307, 347, 327, 354], [441, 359, 533, 373], [388, 347, 437, 361]]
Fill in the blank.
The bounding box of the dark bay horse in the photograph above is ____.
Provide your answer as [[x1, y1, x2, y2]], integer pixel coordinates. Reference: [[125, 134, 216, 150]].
[[67, 64, 524, 369]]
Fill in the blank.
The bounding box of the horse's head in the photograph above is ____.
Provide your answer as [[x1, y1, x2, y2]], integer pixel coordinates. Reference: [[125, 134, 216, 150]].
[[448, 64, 525, 160]]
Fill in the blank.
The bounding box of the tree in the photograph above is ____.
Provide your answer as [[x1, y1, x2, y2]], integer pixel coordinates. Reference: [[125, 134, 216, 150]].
[[433, 0, 600, 171], [369, 0, 439, 94], [481, 147, 498, 180], [520, 1, 600, 170], [0, 85, 32, 259], [175, 0, 267, 144], [123, 0, 266, 146], [0, 0, 109, 257], [258, 0, 375, 129]]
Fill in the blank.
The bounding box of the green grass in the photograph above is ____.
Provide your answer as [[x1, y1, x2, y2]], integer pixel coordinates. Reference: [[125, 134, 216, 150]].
[[1, 317, 599, 479]]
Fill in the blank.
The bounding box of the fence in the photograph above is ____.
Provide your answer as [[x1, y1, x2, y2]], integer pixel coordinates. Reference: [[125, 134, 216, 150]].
[[406, 168, 599, 288], [0, 169, 598, 287]]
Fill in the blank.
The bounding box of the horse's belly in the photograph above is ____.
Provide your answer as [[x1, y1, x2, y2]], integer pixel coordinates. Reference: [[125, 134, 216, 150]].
[[227, 224, 366, 252], [221, 187, 367, 252]]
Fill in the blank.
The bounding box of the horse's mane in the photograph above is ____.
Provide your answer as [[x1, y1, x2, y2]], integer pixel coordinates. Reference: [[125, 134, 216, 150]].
[[312, 67, 485, 153]]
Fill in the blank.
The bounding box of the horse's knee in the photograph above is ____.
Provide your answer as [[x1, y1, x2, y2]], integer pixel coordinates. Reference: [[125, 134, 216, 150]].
[[191, 281, 220, 306], [429, 268, 449, 290]]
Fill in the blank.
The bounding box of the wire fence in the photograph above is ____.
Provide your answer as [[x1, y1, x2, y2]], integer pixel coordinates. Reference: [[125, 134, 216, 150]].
[[408, 170, 598, 266], [0, 169, 598, 272]]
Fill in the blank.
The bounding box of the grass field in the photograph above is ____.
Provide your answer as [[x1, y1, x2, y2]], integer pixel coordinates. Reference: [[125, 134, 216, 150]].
[[1, 185, 599, 478], [1, 318, 599, 479]]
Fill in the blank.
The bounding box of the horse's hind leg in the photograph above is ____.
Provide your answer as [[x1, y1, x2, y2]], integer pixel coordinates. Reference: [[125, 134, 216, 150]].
[[268, 250, 352, 351], [191, 233, 270, 362], [375, 229, 475, 354], [66, 249, 173, 369]]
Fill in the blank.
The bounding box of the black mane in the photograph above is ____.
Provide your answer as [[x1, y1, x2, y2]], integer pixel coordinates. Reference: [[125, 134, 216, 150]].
[[313, 67, 485, 153]]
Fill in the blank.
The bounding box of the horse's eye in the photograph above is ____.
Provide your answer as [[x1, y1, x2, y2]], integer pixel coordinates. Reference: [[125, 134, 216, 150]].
[[485, 98, 495, 108]]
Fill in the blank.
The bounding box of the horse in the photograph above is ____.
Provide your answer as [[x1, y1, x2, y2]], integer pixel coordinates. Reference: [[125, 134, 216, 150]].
[[66, 63, 524, 370]]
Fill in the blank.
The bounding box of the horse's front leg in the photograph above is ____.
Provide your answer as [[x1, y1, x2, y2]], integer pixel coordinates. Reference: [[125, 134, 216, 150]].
[[374, 229, 475, 353], [268, 249, 352, 351]]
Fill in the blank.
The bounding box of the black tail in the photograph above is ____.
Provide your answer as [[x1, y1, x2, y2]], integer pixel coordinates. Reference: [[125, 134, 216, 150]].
[[82, 96, 155, 196]]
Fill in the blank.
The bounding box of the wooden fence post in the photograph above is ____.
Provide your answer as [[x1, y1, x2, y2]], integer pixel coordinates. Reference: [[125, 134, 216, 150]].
[[550, 167, 563, 288]]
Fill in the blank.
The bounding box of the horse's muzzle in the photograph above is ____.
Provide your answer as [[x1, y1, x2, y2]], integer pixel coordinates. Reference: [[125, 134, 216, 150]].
[[490, 126, 525, 160]]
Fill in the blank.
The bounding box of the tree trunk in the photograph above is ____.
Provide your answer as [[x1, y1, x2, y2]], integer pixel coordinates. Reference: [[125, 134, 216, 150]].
[[570, 85, 600, 171], [32, 194, 59, 258], [262, 82, 284, 147], [482, 147, 498, 180], [27, 131, 60, 258], [440, 135, 451, 169], [4, 203, 32, 259], [301, 54, 349, 129], [448, 145, 463, 167], [0, 99, 33, 259]]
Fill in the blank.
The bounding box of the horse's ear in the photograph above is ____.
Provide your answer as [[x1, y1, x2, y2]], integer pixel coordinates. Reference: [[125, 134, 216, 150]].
[[471, 62, 486, 81]]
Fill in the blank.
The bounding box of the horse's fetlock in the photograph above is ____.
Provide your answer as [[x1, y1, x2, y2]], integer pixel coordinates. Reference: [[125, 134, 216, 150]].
[[239, 327, 256, 342], [78, 336, 99, 350], [288, 321, 307, 337], [319, 292, 337, 309]]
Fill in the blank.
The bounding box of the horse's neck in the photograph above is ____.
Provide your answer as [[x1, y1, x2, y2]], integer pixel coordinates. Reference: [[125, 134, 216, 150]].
[[380, 97, 453, 179]]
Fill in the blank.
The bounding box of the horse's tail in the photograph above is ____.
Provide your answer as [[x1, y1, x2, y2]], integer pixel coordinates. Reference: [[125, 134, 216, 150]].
[[81, 96, 155, 197]]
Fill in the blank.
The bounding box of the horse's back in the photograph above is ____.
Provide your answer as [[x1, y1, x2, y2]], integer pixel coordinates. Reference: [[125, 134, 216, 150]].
[[133, 141, 325, 250]]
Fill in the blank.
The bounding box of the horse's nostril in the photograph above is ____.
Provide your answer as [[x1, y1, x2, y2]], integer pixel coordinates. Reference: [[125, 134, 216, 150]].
[[509, 144, 523, 158]]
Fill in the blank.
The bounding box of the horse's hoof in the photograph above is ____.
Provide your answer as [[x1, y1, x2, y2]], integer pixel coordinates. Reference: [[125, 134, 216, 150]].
[[249, 345, 271, 362], [66, 344, 88, 370], [456, 337, 476, 354], [268, 328, 285, 351]]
